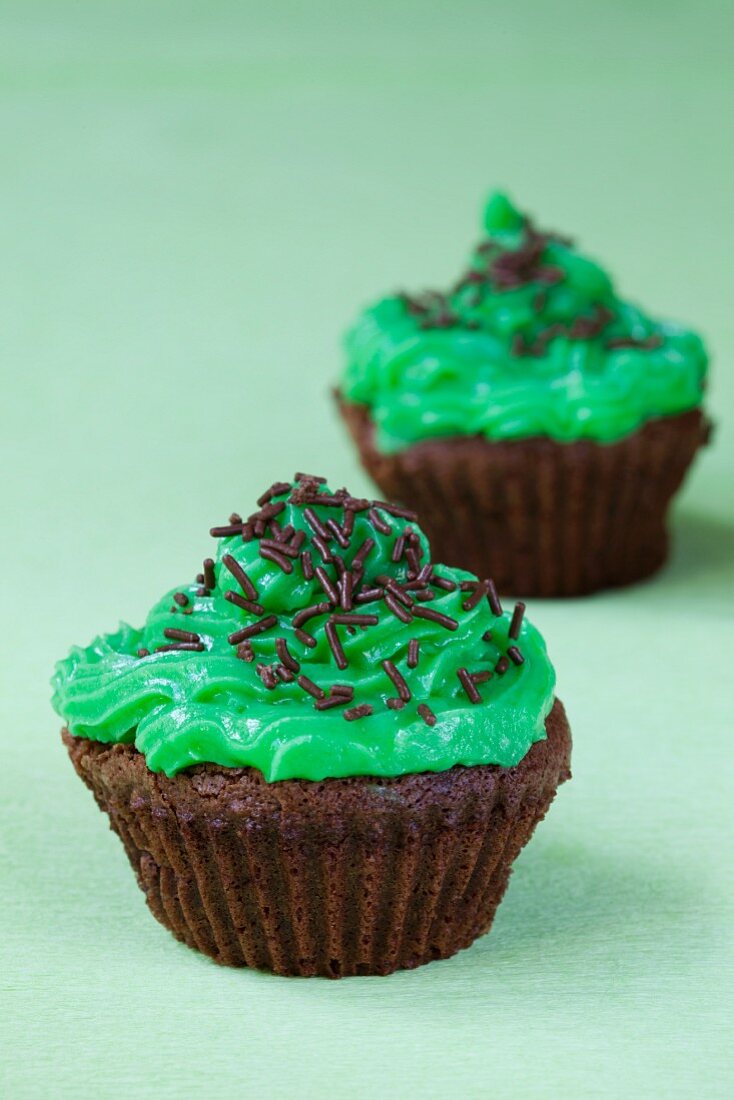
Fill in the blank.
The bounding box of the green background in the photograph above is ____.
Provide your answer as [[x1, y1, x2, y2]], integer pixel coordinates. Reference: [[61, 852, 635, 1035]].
[[2, 2, 732, 1096]]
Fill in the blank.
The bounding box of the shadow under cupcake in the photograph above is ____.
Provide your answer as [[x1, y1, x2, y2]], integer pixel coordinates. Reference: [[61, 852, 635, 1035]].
[[337, 193, 710, 596]]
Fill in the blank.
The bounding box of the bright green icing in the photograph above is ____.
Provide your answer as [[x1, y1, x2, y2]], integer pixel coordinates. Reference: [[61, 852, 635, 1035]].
[[52, 478, 556, 782], [341, 191, 708, 453]]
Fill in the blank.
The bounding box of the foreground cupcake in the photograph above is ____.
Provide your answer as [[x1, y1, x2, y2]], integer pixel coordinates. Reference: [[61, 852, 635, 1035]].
[[53, 474, 571, 977], [337, 192, 710, 595]]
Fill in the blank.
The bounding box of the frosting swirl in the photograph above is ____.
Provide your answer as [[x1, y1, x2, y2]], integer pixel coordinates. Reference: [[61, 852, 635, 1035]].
[[341, 192, 708, 453], [52, 477, 555, 781]]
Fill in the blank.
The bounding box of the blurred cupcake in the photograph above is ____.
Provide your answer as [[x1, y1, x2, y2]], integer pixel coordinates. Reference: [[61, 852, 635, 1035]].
[[337, 192, 710, 595], [54, 475, 570, 977]]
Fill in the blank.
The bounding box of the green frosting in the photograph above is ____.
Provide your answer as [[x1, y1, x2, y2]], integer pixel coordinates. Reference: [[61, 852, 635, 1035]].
[[341, 192, 708, 453], [52, 477, 555, 782]]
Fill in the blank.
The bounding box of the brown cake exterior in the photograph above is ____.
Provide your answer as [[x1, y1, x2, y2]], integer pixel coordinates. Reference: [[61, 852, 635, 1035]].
[[63, 698, 571, 978], [338, 396, 709, 597]]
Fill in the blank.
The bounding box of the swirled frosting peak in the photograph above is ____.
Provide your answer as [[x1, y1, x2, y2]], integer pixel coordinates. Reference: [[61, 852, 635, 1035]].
[[341, 191, 708, 452], [52, 476, 556, 781]]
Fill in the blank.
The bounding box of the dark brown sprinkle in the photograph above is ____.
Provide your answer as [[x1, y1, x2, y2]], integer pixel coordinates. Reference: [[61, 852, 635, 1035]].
[[377, 575, 414, 608], [382, 659, 411, 702], [242, 522, 255, 542], [386, 697, 405, 710], [486, 579, 503, 616], [507, 645, 525, 666], [256, 663, 279, 690], [221, 554, 258, 601], [413, 606, 458, 631], [277, 523, 294, 542], [338, 571, 354, 610], [224, 590, 265, 616], [315, 693, 350, 711], [314, 567, 339, 604], [368, 508, 392, 535], [330, 613, 379, 626], [228, 615, 278, 645], [312, 534, 334, 563], [203, 558, 216, 590], [385, 593, 413, 623], [331, 683, 354, 698], [345, 497, 370, 513], [259, 538, 300, 559], [260, 545, 293, 574], [343, 704, 373, 721], [301, 549, 314, 580], [293, 602, 331, 628], [289, 529, 306, 553], [342, 508, 355, 538], [482, 630, 493, 643], [163, 627, 201, 644], [195, 573, 204, 584], [210, 523, 242, 538], [156, 642, 205, 653], [229, 512, 243, 524], [351, 537, 375, 570], [294, 471, 327, 484], [413, 590, 435, 602], [294, 628, 317, 649], [275, 664, 295, 683], [297, 674, 325, 699], [471, 670, 493, 684], [405, 547, 421, 574], [257, 481, 291, 507], [276, 637, 300, 673], [196, 587, 208, 597], [325, 620, 348, 670], [136, 648, 150, 657], [509, 601, 526, 640], [326, 518, 350, 549], [431, 574, 457, 592], [173, 591, 189, 608], [462, 580, 488, 612], [495, 656, 510, 676], [407, 639, 420, 668], [606, 334, 663, 350], [258, 501, 286, 522], [391, 534, 406, 563], [333, 554, 346, 576], [374, 501, 418, 521], [236, 641, 255, 662], [355, 586, 383, 605], [457, 667, 481, 704], [417, 703, 436, 727]]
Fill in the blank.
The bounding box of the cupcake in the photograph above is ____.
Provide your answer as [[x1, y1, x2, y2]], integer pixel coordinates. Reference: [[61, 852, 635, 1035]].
[[337, 192, 710, 596], [53, 474, 571, 977]]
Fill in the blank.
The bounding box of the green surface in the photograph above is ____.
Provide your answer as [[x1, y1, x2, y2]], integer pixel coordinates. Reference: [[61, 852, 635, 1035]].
[[1, 2, 732, 1097]]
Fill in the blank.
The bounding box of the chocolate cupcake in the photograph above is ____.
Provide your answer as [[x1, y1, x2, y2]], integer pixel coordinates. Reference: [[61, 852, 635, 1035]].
[[337, 193, 710, 595], [53, 475, 571, 977]]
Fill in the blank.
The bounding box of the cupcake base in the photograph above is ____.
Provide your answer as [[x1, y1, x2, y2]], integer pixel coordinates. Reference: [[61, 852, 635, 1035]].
[[338, 397, 709, 596], [63, 700, 571, 978]]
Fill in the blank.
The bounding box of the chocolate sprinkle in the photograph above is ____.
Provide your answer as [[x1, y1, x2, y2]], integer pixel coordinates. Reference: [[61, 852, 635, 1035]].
[[324, 621, 348, 670], [163, 628, 201, 644], [507, 645, 525, 666], [221, 554, 258, 601], [294, 628, 317, 649], [407, 639, 420, 668], [382, 659, 411, 702], [343, 703, 373, 721], [276, 637, 300, 673], [457, 668, 481, 703], [486, 579, 503, 617], [203, 558, 216, 590], [173, 592, 189, 607], [509, 601, 526, 640], [412, 606, 458, 631], [297, 674, 324, 699], [228, 615, 278, 645], [224, 590, 265, 616], [417, 703, 436, 727]]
